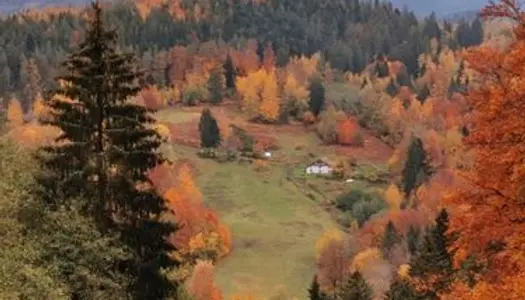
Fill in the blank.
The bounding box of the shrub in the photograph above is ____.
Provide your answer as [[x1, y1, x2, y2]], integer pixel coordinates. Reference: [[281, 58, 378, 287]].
[[335, 186, 386, 227]]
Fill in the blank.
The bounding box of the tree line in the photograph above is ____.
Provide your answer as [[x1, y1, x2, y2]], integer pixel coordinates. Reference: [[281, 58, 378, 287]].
[[0, 0, 484, 112]]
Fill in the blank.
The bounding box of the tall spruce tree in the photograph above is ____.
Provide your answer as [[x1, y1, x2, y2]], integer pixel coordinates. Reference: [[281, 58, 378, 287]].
[[308, 76, 325, 116], [407, 225, 421, 256], [36, 2, 177, 298], [416, 84, 430, 104], [409, 209, 454, 299], [384, 276, 421, 300], [402, 137, 432, 197], [308, 275, 327, 300], [381, 221, 402, 256], [223, 53, 236, 90], [199, 108, 221, 148], [207, 66, 225, 104], [338, 271, 373, 300], [385, 78, 398, 97]]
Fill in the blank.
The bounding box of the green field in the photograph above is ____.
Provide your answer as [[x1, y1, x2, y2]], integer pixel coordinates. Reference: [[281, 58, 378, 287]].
[[165, 144, 338, 299]]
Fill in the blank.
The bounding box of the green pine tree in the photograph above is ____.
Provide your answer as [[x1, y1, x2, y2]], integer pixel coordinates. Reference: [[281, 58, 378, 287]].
[[223, 53, 236, 90], [384, 277, 421, 300], [199, 108, 221, 148], [409, 209, 454, 299], [308, 275, 327, 300], [207, 66, 225, 104], [338, 271, 373, 300], [35, 2, 177, 298], [385, 78, 398, 97], [416, 84, 430, 104], [407, 225, 421, 256], [381, 221, 402, 256], [308, 76, 325, 116], [402, 137, 432, 197]]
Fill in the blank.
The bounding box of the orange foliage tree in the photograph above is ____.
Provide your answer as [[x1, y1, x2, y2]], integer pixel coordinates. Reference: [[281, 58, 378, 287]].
[[186, 260, 223, 300], [315, 229, 350, 295], [443, 1, 525, 299], [161, 161, 232, 280], [7, 97, 24, 127], [336, 116, 363, 146]]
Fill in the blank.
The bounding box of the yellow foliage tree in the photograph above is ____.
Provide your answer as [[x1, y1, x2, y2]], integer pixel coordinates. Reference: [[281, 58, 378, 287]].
[[350, 248, 382, 272], [315, 228, 344, 260], [236, 69, 265, 117], [154, 123, 171, 141], [32, 93, 46, 120], [7, 97, 24, 127], [398, 264, 410, 278], [283, 72, 309, 117], [259, 71, 280, 122], [384, 184, 403, 210]]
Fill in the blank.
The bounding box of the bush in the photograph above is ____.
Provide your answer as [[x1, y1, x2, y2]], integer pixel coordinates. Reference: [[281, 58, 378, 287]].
[[183, 88, 205, 106], [335, 186, 386, 227], [351, 197, 386, 226]]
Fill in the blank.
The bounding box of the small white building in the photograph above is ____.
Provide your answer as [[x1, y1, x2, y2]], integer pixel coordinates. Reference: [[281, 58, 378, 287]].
[[306, 160, 334, 175]]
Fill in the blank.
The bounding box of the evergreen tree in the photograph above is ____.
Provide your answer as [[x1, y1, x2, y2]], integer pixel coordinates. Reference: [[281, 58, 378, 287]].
[[375, 60, 390, 78], [207, 66, 225, 104], [402, 137, 431, 197], [470, 18, 484, 46], [396, 68, 411, 87], [199, 108, 221, 148], [36, 2, 177, 298], [384, 277, 421, 300], [409, 209, 454, 299], [223, 53, 236, 90], [416, 84, 430, 104], [338, 271, 373, 300], [385, 78, 398, 97], [21, 58, 42, 110], [407, 225, 421, 256], [381, 221, 402, 256], [308, 76, 325, 116], [308, 275, 327, 300], [0, 66, 11, 97]]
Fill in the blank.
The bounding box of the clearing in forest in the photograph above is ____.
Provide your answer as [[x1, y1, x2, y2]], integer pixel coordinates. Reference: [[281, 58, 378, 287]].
[[158, 106, 392, 298]]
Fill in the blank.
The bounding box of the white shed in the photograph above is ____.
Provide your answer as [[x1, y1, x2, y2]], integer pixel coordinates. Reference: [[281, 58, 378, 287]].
[[306, 161, 333, 175]]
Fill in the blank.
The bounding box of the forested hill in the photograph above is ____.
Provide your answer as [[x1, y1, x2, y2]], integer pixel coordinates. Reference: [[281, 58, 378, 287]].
[[0, 0, 483, 111]]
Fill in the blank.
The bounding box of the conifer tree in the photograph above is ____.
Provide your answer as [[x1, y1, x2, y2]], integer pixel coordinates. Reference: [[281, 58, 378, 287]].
[[21, 58, 41, 110], [199, 108, 221, 148], [36, 2, 177, 298], [385, 78, 398, 97], [384, 277, 421, 300], [416, 84, 430, 104], [308, 76, 325, 117], [223, 53, 236, 90], [207, 66, 225, 104], [409, 209, 454, 299], [402, 137, 431, 197], [381, 221, 402, 256], [308, 275, 327, 300], [338, 271, 373, 300], [407, 225, 421, 256]]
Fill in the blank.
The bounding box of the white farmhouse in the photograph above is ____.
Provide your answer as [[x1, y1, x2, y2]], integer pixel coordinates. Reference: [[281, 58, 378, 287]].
[[306, 160, 333, 175]]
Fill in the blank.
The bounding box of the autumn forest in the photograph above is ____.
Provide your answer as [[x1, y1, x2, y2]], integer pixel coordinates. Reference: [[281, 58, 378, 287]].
[[0, 0, 523, 299]]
